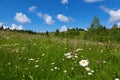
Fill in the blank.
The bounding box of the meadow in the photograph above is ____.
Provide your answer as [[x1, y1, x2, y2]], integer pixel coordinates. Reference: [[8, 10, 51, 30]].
[[0, 31, 120, 80]]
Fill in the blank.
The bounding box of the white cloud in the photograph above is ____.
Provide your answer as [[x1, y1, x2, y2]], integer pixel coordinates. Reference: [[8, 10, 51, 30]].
[[117, 22, 120, 28], [29, 6, 36, 12], [0, 22, 9, 29], [62, 0, 68, 4], [3, 25, 9, 29], [14, 12, 31, 23], [100, 6, 120, 22], [1, 23, 23, 30], [100, 6, 111, 12], [57, 14, 69, 22], [60, 25, 67, 32], [17, 25, 23, 30], [10, 24, 16, 30], [84, 0, 104, 3], [43, 14, 54, 25], [37, 12, 42, 18], [109, 9, 120, 22], [84, 28, 88, 31], [10, 24, 23, 30], [28, 6, 54, 25]]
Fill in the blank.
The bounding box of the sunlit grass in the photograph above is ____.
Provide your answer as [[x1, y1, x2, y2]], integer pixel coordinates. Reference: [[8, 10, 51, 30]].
[[0, 31, 120, 80]]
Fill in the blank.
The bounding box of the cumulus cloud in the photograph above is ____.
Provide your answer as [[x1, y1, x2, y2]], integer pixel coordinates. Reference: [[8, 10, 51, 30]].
[[0, 23, 23, 30], [29, 6, 36, 12], [57, 14, 69, 22], [117, 22, 120, 28], [28, 6, 55, 25], [43, 14, 54, 25], [10, 24, 23, 30], [3, 25, 9, 29], [109, 9, 120, 22], [100, 6, 120, 22], [100, 6, 111, 12], [62, 0, 68, 4], [0, 22, 9, 29], [14, 12, 31, 23], [84, 0, 104, 3], [37, 12, 43, 18], [37, 13, 54, 25], [60, 25, 67, 32]]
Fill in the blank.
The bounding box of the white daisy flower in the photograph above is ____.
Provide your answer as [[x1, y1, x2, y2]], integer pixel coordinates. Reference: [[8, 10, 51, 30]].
[[76, 48, 83, 52], [8, 62, 11, 65], [103, 61, 106, 63], [88, 72, 92, 75], [62, 59, 65, 61], [63, 70, 67, 73], [35, 65, 38, 68], [89, 48, 92, 50], [101, 50, 103, 52], [64, 52, 72, 56], [51, 62, 55, 65], [75, 55, 78, 58], [91, 70, 94, 73], [42, 54, 45, 56], [51, 69, 54, 71], [28, 58, 35, 61], [79, 60, 89, 67], [54, 67, 58, 69], [85, 67, 91, 71], [115, 78, 120, 80], [35, 60, 39, 62], [66, 55, 73, 59], [71, 67, 74, 70]]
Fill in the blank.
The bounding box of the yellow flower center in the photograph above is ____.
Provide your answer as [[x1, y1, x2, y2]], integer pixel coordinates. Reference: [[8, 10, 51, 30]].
[[82, 61, 86, 64]]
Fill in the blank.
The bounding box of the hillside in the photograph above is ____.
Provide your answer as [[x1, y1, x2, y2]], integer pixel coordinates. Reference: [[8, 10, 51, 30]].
[[0, 31, 120, 80]]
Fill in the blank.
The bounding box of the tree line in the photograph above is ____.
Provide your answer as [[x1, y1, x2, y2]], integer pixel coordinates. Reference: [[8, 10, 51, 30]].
[[84, 16, 120, 43], [55, 28, 85, 38], [0, 16, 120, 43], [54, 16, 120, 43]]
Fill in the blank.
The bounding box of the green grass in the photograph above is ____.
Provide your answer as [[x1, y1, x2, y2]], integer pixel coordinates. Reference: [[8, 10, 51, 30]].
[[0, 31, 120, 80]]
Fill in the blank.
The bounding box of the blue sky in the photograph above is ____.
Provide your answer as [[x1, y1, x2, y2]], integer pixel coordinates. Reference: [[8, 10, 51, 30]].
[[0, 0, 120, 32]]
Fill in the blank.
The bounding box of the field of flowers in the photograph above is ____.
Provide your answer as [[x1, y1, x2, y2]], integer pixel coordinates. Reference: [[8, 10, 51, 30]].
[[0, 31, 120, 80]]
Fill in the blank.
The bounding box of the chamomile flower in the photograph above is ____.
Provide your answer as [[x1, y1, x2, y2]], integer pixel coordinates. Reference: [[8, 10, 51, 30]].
[[79, 60, 89, 67], [51, 69, 54, 71], [85, 67, 91, 71], [71, 67, 74, 70], [115, 78, 119, 80], [35, 65, 38, 68], [66, 55, 73, 59], [64, 52, 72, 56], [76, 48, 83, 52], [42, 54, 45, 56], [103, 61, 106, 63], [91, 70, 94, 73], [8, 62, 11, 65], [54, 67, 58, 69], [28, 58, 35, 61], [63, 70, 67, 73], [88, 72, 92, 75], [75, 55, 78, 58], [51, 62, 55, 65], [35, 60, 39, 62]]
